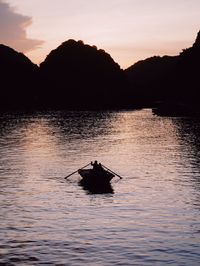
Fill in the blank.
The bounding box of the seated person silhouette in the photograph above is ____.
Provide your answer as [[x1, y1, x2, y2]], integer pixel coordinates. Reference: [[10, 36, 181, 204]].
[[91, 160, 103, 172]]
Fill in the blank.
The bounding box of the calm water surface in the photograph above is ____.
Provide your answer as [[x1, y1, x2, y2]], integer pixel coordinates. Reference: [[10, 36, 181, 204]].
[[0, 109, 200, 265]]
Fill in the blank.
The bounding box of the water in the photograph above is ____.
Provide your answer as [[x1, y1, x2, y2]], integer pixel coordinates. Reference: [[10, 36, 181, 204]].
[[0, 109, 200, 265]]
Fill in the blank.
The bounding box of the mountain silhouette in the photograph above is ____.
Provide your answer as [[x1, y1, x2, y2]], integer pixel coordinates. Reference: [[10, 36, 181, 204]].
[[0, 31, 199, 113], [126, 31, 200, 115], [0, 44, 39, 110], [39, 40, 129, 109], [177, 31, 200, 103], [125, 55, 178, 105]]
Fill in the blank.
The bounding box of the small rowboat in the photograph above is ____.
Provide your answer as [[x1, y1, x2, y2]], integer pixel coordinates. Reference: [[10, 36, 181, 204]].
[[65, 161, 121, 194], [78, 168, 115, 186]]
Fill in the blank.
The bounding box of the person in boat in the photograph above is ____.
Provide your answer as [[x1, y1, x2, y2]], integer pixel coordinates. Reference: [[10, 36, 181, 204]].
[[91, 160, 103, 172]]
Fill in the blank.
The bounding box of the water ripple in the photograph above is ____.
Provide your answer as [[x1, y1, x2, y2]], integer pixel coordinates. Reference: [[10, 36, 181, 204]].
[[0, 109, 200, 265]]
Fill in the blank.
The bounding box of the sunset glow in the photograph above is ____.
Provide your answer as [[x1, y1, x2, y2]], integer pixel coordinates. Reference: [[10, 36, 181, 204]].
[[1, 0, 200, 68]]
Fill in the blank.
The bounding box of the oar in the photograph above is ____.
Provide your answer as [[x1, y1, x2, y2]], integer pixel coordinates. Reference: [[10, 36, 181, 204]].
[[102, 164, 123, 179], [65, 163, 91, 179]]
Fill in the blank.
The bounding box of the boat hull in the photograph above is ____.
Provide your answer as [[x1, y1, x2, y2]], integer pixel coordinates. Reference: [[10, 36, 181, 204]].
[[78, 169, 114, 185]]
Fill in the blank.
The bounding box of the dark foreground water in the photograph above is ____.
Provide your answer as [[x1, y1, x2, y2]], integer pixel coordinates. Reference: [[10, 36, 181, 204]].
[[0, 109, 200, 265]]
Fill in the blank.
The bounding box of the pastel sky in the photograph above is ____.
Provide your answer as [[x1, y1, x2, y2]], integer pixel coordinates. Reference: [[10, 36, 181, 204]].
[[1, 0, 200, 68]]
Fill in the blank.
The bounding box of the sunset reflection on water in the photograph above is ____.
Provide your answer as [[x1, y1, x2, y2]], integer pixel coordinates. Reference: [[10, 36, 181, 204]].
[[0, 109, 200, 265]]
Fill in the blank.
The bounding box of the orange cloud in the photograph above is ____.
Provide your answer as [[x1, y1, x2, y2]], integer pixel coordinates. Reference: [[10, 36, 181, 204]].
[[0, 0, 44, 52]]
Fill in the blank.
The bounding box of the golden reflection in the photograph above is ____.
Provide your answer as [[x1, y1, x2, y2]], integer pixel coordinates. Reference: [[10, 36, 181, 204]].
[[108, 109, 181, 179], [20, 119, 60, 177]]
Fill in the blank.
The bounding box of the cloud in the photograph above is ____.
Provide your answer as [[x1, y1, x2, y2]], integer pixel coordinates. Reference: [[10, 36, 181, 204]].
[[0, 0, 44, 52]]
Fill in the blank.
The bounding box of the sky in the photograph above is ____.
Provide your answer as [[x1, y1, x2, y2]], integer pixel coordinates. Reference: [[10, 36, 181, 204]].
[[0, 0, 200, 68]]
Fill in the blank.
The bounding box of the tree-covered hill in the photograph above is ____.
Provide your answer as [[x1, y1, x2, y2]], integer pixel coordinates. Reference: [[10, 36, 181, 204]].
[[39, 40, 129, 109]]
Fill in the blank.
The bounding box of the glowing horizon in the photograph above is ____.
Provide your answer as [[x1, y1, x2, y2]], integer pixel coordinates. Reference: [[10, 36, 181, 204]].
[[1, 0, 200, 68]]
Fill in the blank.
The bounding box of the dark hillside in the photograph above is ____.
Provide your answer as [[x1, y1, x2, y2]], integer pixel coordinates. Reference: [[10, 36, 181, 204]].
[[40, 40, 129, 109], [0, 44, 39, 110], [125, 55, 178, 105], [125, 30, 200, 114]]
